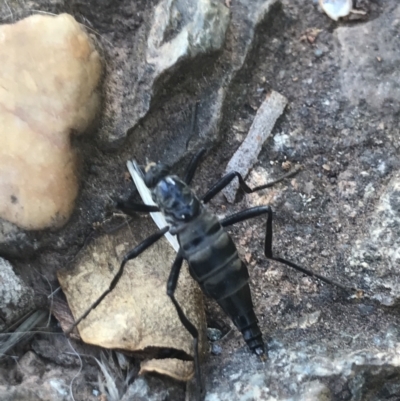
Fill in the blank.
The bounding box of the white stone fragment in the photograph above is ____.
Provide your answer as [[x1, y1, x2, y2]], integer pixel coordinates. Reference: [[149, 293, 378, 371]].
[[319, 0, 353, 21], [222, 90, 288, 203]]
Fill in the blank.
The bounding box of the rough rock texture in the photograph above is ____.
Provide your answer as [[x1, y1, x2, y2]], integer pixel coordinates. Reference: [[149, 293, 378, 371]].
[[336, 3, 400, 109], [319, 0, 353, 21], [206, 335, 400, 400], [349, 175, 400, 305], [0, 13, 102, 231], [104, 0, 230, 144], [119, 376, 185, 401], [0, 220, 28, 252], [97, 0, 279, 151], [0, 257, 34, 330]]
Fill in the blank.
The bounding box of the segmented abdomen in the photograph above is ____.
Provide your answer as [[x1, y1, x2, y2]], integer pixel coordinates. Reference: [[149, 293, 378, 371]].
[[178, 210, 264, 353]]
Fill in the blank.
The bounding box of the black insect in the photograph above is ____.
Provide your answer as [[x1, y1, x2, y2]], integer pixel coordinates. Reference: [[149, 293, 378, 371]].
[[67, 149, 350, 398]]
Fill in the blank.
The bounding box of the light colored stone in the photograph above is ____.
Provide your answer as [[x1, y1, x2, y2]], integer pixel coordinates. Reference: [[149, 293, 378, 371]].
[[285, 311, 321, 330], [297, 381, 332, 401], [0, 13, 102, 230], [140, 358, 195, 381]]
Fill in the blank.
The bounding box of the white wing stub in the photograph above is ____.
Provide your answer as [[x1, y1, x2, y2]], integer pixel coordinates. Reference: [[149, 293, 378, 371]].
[[127, 159, 180, 252]]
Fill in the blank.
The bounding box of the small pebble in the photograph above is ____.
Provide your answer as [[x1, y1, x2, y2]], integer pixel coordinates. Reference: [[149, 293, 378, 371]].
[[314, 48, 324, 58], [207, 327, 222, 341]]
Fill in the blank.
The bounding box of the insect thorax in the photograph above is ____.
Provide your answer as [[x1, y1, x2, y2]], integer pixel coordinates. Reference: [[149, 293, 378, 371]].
[[151, 176, 202, 230]]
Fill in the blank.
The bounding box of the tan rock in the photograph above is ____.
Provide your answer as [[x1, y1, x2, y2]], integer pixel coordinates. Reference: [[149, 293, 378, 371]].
[[0, 13, 102, 230]]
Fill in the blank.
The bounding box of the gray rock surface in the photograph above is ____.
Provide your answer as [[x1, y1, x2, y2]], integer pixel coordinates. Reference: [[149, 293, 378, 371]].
[[336, 3, 400, 109], [0, 257, 34, 331], [0, 220, 33, 259], [205, 329, 400, 400], [104, 0, 231, 144], [349, 175, 400, 305]]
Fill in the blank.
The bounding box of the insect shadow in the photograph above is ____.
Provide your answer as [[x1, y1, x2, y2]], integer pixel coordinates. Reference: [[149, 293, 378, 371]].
[[66, 149, 356, 399]]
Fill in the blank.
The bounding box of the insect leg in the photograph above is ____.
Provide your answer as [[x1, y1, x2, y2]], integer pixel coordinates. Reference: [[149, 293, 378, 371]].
[[116, 201, 160, 215], [219, 206, 272, 227], [65, 226, 169, 335], [220, 206, 354, 293], [167, 253, 203, 399], [202, 167, 301, 203], [184, 148, 207, 185]]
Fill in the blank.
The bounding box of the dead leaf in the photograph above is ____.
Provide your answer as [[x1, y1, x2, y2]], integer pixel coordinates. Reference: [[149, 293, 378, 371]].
[[140, 358, 194, 382], [57, 224, 207, 381]]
